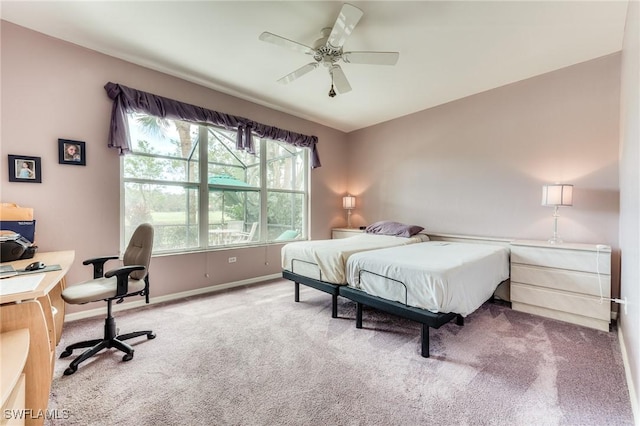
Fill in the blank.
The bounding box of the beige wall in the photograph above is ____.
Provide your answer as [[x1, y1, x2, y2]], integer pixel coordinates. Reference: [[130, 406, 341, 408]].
[[347, 54, 622, 295], [619, 0, 640, 416], [0, 22, 349, 313]]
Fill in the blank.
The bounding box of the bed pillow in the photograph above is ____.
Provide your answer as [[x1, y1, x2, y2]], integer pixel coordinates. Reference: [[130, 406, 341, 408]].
[[364, 221, 424, 237]]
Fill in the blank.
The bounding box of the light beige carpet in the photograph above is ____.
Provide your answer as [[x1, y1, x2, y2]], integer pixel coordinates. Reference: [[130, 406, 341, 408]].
[[47, 279, 633, 425]]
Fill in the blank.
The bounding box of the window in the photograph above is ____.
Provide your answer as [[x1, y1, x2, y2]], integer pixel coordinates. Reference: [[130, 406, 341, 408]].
[[122, 113, 308, 253]]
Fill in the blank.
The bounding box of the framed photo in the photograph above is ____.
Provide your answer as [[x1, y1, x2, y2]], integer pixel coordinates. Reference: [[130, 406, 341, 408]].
[[8, 155, 42, 183], [58, 139, 86, 166]]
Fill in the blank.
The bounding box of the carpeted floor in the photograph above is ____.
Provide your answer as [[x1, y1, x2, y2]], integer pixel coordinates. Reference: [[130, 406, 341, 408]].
[[47, 279, 633, 425]]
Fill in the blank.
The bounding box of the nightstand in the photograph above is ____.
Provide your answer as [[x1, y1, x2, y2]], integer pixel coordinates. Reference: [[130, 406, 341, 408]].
[[331, 228, 364, 239], [510, 240, 611, 331]]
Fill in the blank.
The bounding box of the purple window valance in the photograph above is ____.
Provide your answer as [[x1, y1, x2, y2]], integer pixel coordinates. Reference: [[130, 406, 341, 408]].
[[104, 82, 321, 168]]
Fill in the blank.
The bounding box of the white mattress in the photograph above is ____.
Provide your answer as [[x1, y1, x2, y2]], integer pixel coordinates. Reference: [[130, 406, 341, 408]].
[[345, 242, 510, 316], [281, 233, 430, 284]]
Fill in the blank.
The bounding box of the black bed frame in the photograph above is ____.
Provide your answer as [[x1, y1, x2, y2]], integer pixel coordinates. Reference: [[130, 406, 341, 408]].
[[282, 270, 341, 318], [281, 269, 464, 357], [339, 286, 463, 358]]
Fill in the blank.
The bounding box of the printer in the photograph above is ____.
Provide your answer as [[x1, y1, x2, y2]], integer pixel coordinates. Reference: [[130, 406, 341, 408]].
[[0, 231, 37, 262]]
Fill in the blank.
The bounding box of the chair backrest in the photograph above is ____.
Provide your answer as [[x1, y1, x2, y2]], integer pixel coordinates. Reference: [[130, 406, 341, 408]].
[[226, 220, 244, 232], [246, 222, 258, 240], [123, 223, 154, 280]]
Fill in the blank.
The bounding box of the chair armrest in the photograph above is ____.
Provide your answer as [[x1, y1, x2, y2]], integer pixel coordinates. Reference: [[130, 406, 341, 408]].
[[83, 256, 119, 279], [104, 265, 146, 297]]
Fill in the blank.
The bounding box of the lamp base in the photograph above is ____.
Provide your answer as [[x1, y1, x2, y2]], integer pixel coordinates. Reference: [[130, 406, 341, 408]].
[[548, 207, 562, 244]]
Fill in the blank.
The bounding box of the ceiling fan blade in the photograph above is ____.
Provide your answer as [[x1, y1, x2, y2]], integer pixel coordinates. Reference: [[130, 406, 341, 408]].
[[277, 63, 319, 84], [343, 51, 399, 66], [327, 3, 364, 48], [330, 65, 352, 94], [259, 32, 314, 55]]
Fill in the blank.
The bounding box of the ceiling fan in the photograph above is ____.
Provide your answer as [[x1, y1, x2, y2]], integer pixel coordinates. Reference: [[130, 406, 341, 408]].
[[258, 3, 399, 97]]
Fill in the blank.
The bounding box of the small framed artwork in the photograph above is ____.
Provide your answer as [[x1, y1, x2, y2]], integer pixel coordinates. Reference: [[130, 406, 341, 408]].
[[58, 139, 86, 166], [8, 155, 42, 183]]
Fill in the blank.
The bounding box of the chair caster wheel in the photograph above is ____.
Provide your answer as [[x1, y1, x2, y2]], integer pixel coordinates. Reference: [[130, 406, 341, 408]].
[[64, 366, 77, 376], [60, 349, 72, 358], [123, 353, 134, 362], [147, 332, 156, 340]]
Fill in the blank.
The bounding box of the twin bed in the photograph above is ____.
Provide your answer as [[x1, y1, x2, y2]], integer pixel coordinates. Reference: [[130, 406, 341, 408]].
[[281, 232, 429, 317], [281, 222, 510, 357]]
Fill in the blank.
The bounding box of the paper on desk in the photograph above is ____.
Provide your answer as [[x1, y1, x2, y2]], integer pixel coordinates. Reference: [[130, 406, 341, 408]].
[[0, 273, 45, 296]]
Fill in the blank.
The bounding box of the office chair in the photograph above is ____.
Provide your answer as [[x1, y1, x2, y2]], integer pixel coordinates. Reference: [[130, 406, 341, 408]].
[[59, 223, 155, 375]]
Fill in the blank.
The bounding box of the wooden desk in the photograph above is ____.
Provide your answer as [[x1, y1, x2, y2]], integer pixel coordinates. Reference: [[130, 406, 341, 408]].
[[1, 329, 29, 426], [0, 251, 74, 426]]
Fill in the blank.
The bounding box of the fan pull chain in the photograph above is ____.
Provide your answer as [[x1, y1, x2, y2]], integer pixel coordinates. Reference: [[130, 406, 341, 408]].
[[329, 70, 337, 98]]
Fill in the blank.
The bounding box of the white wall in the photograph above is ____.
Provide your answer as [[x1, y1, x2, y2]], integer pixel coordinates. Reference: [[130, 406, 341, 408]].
[[618, 0, 640, 417]]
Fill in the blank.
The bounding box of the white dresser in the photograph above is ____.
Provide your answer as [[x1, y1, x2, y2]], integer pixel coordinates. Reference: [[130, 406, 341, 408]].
[[331, 228, 364, 239], [510, 240, 611, 332]]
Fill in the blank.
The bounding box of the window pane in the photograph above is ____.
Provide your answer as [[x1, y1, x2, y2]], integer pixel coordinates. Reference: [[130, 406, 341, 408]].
[[124, 154, 199, 182], [267, 192, 304, 241], [124, 182, 199, 251], [208, 190, 260, 246], [208, 128, 260, 187], [127, 114, 199, 183], [266, 141, 305, 191]]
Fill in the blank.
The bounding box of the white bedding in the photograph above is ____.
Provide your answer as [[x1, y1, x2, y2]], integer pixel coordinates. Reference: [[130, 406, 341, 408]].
[[281, 233, 430, 284], [345, 242, 510, 316]]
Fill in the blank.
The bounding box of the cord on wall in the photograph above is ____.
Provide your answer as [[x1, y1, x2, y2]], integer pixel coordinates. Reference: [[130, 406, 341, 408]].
[[596, 244, 628, 315], [597, 245, 604, 302]]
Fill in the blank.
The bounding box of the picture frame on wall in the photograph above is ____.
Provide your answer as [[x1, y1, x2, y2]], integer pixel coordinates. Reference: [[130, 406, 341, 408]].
[[58, 138, 86, 166], [8, 154, 42, 183]]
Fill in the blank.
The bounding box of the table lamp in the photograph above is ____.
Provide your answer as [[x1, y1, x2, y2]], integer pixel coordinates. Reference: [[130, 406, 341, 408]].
[[542, 184, 573, 244], [343, 195, 356, 228]]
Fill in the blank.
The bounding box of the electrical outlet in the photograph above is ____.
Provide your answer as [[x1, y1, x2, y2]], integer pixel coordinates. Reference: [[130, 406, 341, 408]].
[[228, 257, 237, 263]]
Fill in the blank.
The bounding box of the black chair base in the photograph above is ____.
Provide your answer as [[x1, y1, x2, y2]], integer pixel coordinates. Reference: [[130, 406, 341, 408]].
[[60, 310, 155, 375]]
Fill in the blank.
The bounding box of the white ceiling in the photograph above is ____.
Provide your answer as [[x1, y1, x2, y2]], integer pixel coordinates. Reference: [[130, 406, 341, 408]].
[[0, 1, 629, 133]]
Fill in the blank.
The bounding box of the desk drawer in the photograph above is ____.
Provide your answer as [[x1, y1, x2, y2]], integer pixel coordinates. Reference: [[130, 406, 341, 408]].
[[0, 373, 25, 426]]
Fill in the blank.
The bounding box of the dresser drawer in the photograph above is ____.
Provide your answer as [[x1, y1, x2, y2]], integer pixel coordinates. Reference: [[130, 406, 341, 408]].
[[511, 283, 609, 321], [511, 302, 610, 332], [331, 230, 362, 239], [511, 264, 610, 297], [511, 245, 610, 274]]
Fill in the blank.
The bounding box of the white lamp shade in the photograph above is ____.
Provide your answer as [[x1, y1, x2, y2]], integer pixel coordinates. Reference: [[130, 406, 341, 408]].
[[343, 195, 356, 209], [542, 184, 573, 206]]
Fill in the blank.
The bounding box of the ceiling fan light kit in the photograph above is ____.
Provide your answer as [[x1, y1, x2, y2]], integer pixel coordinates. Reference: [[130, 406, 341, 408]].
[[259, 3, 399, 97]]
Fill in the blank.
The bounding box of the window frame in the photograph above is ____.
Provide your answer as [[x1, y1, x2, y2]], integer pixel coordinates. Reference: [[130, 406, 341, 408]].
[[120, 116, 309, 254]]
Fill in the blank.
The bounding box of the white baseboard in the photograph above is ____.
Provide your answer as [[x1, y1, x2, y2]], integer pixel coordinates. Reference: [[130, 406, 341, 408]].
[[618, 326, 639, 425], [63, 273, 282, 322]]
